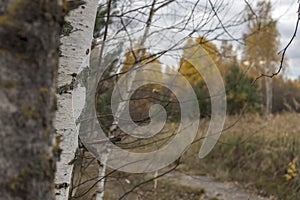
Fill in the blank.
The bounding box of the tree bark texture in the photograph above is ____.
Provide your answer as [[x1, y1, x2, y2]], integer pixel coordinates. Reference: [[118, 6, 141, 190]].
[[0, 1, 63, 199], [55, 1, 98, 199]]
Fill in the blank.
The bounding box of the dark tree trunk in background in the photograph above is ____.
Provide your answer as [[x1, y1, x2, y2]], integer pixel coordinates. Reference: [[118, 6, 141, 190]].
[[0, 1, 62, 199]]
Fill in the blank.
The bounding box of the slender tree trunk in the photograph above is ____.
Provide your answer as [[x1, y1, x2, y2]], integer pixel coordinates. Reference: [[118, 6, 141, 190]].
[[256, 65, 264, 112], [96, 1, 158, 199], [0, 1, 63, 199], [265, 66, 273, 115], [55, 1, 98, 199]]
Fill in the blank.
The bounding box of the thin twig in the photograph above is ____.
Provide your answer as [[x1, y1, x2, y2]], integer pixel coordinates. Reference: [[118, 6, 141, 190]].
[[118, 161, 180, 200], [244, 0, 260, 29], [253, 3, 300, 84], [208, 0, 244, 45]]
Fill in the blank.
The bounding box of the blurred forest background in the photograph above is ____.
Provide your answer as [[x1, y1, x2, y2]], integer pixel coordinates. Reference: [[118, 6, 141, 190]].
[[70, 1, 300, 200], [2, 0, 300, 200], [74, 1, 300, 200]]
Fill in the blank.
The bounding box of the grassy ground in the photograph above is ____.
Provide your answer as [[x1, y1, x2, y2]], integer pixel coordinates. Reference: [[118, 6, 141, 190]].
[[72, 113, 300, 199], [182, 113, 300, 200]]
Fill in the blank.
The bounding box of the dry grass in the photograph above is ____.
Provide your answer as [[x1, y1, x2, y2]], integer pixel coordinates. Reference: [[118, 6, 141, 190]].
[[71, 113, 300, 200], [182, 113, 300, 200]]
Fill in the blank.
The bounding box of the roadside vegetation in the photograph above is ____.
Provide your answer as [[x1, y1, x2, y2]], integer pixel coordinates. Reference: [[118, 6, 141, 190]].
[[182, 113, 300, 200], [77, 1, 300, 199]]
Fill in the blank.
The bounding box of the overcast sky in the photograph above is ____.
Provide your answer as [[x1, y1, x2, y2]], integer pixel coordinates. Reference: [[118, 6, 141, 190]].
[[112, 0, 300, 79], [271, 0, 300, 79], [165, 0, 300, 79], [217, 0, 299, 79]]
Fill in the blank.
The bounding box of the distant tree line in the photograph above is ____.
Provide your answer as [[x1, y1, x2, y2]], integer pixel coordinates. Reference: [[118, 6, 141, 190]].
[[96, 0, 300, 129]]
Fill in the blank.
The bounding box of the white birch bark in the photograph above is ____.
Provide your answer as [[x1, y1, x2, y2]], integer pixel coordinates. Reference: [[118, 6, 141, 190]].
[[265, 64, 273, 115], [55, 1, 98, 199], [96, 1, 157, 199], [265, 77, 272, 114], [96, 153, 108, 200]]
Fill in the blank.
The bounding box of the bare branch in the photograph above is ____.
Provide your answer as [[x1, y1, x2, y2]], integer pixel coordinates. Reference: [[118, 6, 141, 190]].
[[253, 3, 300, 83]]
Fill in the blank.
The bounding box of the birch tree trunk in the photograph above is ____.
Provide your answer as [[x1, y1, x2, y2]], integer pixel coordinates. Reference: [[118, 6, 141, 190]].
[[265, 64, 273, 115], [55, 1, 98, 199], [0, 1, 62, 199], [96, 1, 158, 199]]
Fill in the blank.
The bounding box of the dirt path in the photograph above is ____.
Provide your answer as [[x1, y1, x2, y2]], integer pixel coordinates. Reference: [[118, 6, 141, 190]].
[[163, 172, 272, 200], [71, 157, 275, 200]]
